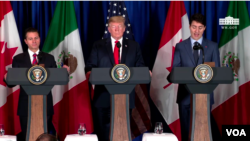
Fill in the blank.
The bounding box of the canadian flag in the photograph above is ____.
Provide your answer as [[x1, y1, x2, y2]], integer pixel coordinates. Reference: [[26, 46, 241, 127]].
[[0, 1, 23, 135], [150, 1, 190, 141]]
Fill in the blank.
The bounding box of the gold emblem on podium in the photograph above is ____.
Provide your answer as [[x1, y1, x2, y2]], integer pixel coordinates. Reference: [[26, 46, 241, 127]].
[[111, 64, 131, 83], [194, 64, 213, 83], [27, 65, 48, 85]]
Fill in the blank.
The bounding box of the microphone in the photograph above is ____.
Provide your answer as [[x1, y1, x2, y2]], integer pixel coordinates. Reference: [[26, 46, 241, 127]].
[[116, 41, 121, 48], [116, 41, 121, 64], [37, 51, 43, 65], [193, 42, 204, 64]]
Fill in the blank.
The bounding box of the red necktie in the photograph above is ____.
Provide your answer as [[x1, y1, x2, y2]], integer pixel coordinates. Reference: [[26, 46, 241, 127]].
[[32, 53, 38, 65], [114, 40, 119, 64]]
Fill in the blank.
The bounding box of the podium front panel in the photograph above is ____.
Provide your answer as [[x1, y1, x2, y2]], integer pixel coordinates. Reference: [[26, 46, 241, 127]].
[[6, 68, 69, 85], [168, 67, 233, 84], [21, 86, 54, 95], [185, 84, 218, 94], [90, 67, 150, 85], [105, 85, 136, 94]]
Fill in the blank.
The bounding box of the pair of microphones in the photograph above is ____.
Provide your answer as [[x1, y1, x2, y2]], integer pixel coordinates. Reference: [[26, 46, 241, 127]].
[[193, 42, 204, 64], [37, 51, 43, 65], [116, 41, 121, 64]]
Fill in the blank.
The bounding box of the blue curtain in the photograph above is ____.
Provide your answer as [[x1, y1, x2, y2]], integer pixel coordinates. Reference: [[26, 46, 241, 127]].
[[9, 1, 250, 140], [12, 1, 250, 70]]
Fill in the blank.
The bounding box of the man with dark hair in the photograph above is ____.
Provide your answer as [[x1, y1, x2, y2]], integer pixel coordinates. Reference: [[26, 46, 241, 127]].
[[4, 27, 69, 141], [86, 16, 150, 141], [173, 13, 220, 141], [189, 13, 206, 26], [24, 27, 40, 39]]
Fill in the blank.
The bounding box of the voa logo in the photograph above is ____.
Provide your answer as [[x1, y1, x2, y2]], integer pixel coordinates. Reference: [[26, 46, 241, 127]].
[[226, 129, 246, 136]]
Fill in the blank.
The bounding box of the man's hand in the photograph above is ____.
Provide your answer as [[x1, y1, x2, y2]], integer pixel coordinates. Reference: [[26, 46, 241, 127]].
[[149, 70, 152, 77], [63, 65, 70, 73]]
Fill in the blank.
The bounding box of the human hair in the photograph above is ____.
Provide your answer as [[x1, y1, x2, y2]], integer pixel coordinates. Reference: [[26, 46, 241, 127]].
[[35, 133, 57, 141], [108, 16, 125, 27], [24, 27, 40, 39], [189, 13, 206, 26]]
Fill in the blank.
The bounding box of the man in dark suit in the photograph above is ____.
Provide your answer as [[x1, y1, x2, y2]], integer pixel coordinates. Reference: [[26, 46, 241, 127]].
[[173, 13, 220, 141], [4, 27, 69, 141], [85, 16, 149, 141]]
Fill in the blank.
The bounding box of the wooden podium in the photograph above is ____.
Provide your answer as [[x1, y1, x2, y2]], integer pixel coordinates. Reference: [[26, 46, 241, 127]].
[[168, 64, 233, 141], [89, 67, 151, 141], [6, 67, 69, 141]]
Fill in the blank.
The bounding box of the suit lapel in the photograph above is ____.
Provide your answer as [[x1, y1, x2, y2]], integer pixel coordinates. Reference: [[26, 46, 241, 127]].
[[198, 38, 208, 64], [105, 38, 115, 65], [24, 51, 32, 67], [38, 51, 45, 66], [184, 38, 196, 65], [121, 39, 128, 64]]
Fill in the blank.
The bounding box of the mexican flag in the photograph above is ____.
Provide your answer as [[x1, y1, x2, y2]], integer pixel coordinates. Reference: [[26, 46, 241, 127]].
[[212, 1, 250, 132], [42, 1, 93, 140], [150, 2, 190, 141], [0, 1, 22, 135]]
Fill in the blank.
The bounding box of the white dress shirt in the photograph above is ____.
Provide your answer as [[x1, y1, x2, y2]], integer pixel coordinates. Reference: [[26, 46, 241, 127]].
[[190, 36, 203, 56], [111, 36, 123, 60], [28, 49, 40, 64]]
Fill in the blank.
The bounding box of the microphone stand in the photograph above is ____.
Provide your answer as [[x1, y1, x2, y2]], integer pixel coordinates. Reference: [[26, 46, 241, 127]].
[[116, 41, 121, 64], [118, 48, 120, 64], [198, 44, 205, 64], [193, 44, 205, 64]]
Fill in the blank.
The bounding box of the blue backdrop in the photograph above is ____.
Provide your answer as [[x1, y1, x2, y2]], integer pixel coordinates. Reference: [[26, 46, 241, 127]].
[[10, 1, 250, 70], [9, 1, 250, 140]]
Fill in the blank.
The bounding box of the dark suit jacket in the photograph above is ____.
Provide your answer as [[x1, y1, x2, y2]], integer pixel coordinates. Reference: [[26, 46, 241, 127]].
[[86, 38, 145, 108], [173, 37, 220, 105], [5, 51, 57, 116]]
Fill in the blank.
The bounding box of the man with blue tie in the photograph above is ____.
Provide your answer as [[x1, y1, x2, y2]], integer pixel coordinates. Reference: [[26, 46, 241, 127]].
[[173, 13, 220, 141]]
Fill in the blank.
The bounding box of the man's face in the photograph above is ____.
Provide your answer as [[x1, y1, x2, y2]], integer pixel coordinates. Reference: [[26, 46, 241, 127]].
[[189, 21, 206, 40], [108, 22, 125, 40], [24, 32, 40, 51]]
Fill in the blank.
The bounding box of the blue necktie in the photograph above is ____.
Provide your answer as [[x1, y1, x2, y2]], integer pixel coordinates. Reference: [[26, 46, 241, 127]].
[[193, 41, 199, 65]]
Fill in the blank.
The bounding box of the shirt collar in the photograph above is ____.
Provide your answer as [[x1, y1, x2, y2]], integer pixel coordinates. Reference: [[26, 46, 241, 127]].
[[111, 36, 123, 45], [28, 49, 40, 56], [190, 36, 203, 46]]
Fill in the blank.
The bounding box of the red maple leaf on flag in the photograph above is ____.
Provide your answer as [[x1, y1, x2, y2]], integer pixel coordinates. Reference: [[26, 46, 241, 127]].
[[163, 39, 182, 89], [0, 41, 18, 87]]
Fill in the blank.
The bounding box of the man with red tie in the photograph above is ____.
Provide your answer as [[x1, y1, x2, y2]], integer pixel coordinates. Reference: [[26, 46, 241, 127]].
[[85, 16, 145, 141], [4, 27, 69, 141]]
